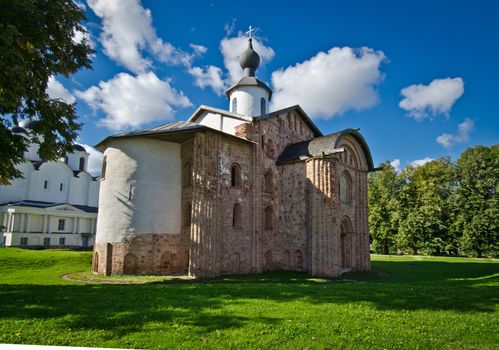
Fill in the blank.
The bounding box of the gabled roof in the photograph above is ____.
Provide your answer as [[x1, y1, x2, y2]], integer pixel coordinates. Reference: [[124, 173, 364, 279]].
[[0, 200, 98, 213], [261, 105, 323, 138], [276, 128, 374, 170], [188, 105, 252, 123], [96, 120, 253, 150]]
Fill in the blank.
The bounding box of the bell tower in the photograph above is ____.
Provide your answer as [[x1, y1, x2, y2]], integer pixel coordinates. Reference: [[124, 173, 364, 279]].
[[226, 26, 272, 117]]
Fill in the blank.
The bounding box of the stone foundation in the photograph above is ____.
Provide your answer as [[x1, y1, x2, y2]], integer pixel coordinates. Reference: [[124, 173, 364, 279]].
[[93, 233, 188, 276]]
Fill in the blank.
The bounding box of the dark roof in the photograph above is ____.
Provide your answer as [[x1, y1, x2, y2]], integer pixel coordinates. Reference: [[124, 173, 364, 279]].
[[32, 161, 44, 170], [260, 105, 323, 138], [72, 144, 86, 152], [96, 120, 253, 150], [12, 126, 28, 135], [276, 128, 374, 170], [0, 200, 98, 213], [225, 76, 273, 100]]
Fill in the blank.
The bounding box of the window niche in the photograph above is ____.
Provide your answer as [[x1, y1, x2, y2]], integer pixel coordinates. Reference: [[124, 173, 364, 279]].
[[79, 157, 85, 171], [101, 156, 107, 179], [232, 203, 242, 228], [231, 98, 238, 113], [339, 171, 353, 204], [264, 170, 273, 193], [264, 206, 273, 230], [231, 163, 241, 188]]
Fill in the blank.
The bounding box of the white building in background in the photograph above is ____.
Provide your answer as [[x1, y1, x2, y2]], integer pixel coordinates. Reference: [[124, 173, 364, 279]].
[[0, 120, 100, 248]]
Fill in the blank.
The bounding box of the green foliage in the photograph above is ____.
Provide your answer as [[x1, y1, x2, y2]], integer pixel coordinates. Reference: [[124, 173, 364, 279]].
[[368, 161, 401, 254], [397, 157, 457, 255], [0, 249, 498, 349], [454, 145, 499, 257], [369, 145, 498, 258], [0, 0, 94, 184]]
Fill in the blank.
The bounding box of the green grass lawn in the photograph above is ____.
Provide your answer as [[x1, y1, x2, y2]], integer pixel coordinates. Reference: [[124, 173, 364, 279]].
[[0, 249, 498, 349]]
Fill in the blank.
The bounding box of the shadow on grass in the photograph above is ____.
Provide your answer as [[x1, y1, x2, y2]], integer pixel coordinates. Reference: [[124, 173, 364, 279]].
[[0, 260, 497, 339]]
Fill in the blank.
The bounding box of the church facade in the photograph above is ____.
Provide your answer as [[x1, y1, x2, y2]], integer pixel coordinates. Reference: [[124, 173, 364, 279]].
[[93, 38, 374, 278], [1, 120, 99, 248]]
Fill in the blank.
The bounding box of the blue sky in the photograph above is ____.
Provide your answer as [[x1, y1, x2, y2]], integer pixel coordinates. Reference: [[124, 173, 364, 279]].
[[50, 0, 499, 174]]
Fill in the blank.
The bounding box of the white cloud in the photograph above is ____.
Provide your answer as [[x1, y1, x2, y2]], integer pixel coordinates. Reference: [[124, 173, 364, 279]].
[[87, 0, 193, 73], [189, 44, 208, 56], [409, 157, 434, 167], [436, 118, 474, 149], [271, 47, 386, 118], [47, 76, 76, 103], [188, 65, 226, 95], [220, 33, 275, 83], [75, 72, 191, 131], [187, 31, 274, 94], [82, 144, 103, 176], [73, 25, 95, 49], [399, 77, 464, 120], [390, 159, 401, 172]]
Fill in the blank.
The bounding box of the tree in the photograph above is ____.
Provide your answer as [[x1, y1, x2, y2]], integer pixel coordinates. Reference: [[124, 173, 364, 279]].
[[368, 161, 401, 254], [454, 145, 499, 257], [396, 158, 457, 255], [0, 0, 93, 184]]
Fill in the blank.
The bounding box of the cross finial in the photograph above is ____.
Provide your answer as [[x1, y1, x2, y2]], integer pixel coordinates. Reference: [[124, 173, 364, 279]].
[[246, 25, 255, 39]]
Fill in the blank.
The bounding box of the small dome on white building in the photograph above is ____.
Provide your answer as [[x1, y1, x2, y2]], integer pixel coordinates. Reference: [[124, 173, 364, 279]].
[[226, 38, 272, 118], [65, 145, 89, 173]]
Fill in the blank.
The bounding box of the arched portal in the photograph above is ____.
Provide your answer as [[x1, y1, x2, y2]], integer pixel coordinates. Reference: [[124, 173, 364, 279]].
[[340, 217, 354, 269]]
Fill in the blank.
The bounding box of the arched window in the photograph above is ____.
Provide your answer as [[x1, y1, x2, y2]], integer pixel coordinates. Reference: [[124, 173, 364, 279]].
[[184, 203, 192, 227], [59, 182, 64, 191], [232, 203, 242, 228], [260, 98, 266, 116], [264, 170, 273, 193], [264, 206, 273, 230], [231, 163, 241, 188], [231, 98, 237, 113], [43, 179, 49, 190], [340, 172, 352, 204], [79, 157, 85, 171], [101, 156, 107, 179]]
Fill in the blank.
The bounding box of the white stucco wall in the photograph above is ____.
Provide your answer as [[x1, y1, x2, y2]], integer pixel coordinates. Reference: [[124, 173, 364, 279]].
[[0, 161, 99, 207], [196, 111, 251, 136], [96, 137, 182, 244], [66, 150, 89, 172], [229, 86, 269, 117]]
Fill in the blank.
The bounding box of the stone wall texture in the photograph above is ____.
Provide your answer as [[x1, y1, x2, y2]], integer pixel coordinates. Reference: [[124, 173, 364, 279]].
[[93, 110, 371, 278]]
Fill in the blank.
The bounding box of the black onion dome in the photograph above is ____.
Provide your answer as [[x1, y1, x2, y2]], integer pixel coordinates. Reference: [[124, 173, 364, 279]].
[[239, 38, 260, 72], [72, 144, 86, 152], [12, 126, 28, 135]]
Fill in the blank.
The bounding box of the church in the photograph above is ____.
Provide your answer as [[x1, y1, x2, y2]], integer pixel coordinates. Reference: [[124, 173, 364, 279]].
[[1, 120, 99, 248], [93, 37, 374, 278]]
